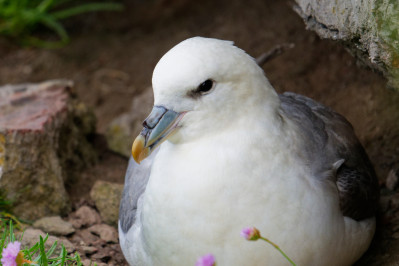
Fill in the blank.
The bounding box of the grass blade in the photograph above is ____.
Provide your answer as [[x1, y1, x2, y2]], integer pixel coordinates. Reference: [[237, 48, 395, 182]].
[[9, 220, 15, 242], [39, 236, 48, 266], [45, 239, 58, 258], [59, 245, 66, 265], [39, 13, 69, 44], [38, 0, 55, 12], [0, 222, 8, 255]]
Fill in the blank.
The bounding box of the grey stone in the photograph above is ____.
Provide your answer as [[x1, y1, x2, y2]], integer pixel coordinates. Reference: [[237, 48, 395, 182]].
[[90, 181, 123, 226], [18, 228, 75, 254], [71, 206, 102, 228], [33, 216, 75, 236], [81, 245, 98, 255], [69, 218, 84, 230], [88, 224, 118, 243], [386, 169, 399, 191], [82, 259, 93, 266], [0, 80, 97, 220], [91, 246, 113, 261], [75, 229, 100, 246], [105, 87, 153, 157], [293, 0, 399, 90]]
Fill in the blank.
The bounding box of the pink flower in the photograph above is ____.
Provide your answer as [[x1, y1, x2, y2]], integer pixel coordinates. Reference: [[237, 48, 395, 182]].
[[241, 227, 261, 241], [1, 241, 21, 266], [196, 253, 216, 266]]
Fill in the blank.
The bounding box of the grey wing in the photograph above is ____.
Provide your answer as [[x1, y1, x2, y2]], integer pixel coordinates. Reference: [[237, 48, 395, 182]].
[[119, 149, 158, 234], [279, 92, 379, 221]]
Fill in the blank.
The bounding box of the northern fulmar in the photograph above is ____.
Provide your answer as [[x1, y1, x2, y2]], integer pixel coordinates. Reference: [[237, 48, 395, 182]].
[[118, 37, 379, 266]]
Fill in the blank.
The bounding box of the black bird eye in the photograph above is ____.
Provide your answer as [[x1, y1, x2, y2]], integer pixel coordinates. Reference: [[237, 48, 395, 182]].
[[187, 79, 215, 99], [197, 79, 214, 94]]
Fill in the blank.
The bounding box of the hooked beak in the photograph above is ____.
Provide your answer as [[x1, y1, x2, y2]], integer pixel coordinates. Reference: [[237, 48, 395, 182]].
[[131, 106, 185, 164]]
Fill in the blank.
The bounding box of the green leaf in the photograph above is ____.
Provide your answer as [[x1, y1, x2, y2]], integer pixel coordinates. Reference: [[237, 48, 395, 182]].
[[39, 14, 69, 42], [38, 0, 54, 13], [0, 0, 123, 48], [39, 236, 48, 266], [59, 245, 67, 265], [18, 230, 24, 242], [9, 220, 15, 242], [45, 239, 58, 258], [73, 252, 82, 265], [28, 241, 40, 254]]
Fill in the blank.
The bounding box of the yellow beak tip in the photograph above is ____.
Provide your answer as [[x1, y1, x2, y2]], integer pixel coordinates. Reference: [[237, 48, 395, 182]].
[[132, 135, 146, 164]]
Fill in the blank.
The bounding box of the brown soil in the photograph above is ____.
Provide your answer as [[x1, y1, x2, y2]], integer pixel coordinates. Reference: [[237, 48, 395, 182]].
[[1, 0, 399, 265]]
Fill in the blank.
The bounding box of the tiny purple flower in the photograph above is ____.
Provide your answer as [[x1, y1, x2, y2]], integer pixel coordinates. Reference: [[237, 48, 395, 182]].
[[1, 241, 21, 266], [241, 227, 261, 241], [196, 253, 216, 266]]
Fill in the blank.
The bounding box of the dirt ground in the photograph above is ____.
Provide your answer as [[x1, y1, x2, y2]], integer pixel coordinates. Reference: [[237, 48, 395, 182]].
[[1, 0, 399, 265]]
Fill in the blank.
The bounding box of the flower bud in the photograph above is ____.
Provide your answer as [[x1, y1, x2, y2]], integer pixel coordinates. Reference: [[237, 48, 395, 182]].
[[196, 253, 216, 266], [241, 227, 261, 241]]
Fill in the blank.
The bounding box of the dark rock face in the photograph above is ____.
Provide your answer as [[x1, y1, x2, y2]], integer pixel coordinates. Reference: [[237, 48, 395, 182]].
[[0, 80, 97, 220]]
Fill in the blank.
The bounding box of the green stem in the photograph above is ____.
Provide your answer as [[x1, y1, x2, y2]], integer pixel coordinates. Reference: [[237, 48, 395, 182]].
[[259, 236, 296, 266]]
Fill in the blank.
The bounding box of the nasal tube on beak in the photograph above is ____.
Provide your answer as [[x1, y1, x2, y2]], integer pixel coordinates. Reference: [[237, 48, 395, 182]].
[[131, 106, 184, 163]]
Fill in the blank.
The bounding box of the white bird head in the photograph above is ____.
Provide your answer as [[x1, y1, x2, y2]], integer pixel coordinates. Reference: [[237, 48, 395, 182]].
[[131, 37, 280, 163]]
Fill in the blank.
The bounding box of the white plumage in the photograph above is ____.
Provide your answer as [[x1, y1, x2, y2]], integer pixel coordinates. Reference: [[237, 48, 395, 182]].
[[118, 37, 378, 266]]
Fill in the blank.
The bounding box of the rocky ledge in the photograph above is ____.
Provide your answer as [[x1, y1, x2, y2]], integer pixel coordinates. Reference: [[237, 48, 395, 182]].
[[0, 80, 97, 221]]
